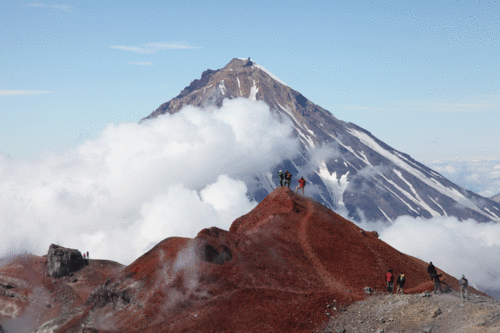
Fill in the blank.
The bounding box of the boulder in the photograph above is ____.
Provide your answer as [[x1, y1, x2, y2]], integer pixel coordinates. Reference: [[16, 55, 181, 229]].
[[47, 244, 86, 278]]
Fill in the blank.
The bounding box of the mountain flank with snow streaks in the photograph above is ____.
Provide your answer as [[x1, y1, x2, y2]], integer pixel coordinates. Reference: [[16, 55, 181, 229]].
[[141, 58, 500, 223]]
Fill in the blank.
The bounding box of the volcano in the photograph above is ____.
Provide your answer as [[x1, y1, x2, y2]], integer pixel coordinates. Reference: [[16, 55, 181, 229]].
[[25, 188, 486, 332], [141, 58, 500, 223]]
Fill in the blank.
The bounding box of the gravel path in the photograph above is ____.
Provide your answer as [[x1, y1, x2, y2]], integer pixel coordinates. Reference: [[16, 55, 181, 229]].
[[319, 291, 500, 333]]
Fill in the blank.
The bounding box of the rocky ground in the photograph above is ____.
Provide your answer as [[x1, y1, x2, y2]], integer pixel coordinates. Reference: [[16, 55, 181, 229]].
[[319, 290, 500, 333]]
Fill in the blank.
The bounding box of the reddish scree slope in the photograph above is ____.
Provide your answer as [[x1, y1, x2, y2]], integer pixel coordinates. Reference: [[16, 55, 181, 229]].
[[55, 187, 481, 333], [0, 254, 123, 332]]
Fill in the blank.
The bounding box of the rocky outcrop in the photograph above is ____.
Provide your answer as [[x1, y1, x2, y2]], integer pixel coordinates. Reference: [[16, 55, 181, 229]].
[[47, 244, 86, 278]]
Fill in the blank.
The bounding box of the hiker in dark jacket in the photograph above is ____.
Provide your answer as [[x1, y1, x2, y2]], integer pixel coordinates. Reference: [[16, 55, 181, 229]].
[[396, 272, 406, 294], [385, 269, 394, 293], [459, 274, 469, 302], [278, 170, 284, 187], [431, 272, 444, 294], [284, 171, 292, 188], [427, 262, 436, 280]]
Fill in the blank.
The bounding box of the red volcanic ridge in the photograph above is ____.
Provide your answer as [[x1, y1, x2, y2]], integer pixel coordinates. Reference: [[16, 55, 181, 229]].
[[53, 187, 471, 332]]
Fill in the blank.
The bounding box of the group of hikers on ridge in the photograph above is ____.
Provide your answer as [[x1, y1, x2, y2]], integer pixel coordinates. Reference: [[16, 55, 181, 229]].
[[428, 261, 469, 301], [385, 263, 470, 301], [385, 269, 406, 294], [278, 170, 306, 194]]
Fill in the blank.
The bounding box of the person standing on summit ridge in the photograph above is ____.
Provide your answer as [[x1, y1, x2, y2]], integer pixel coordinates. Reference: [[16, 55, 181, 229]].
[[284, 170, 292, 188], [296, 176, 306, 195], [278, 170, 284, 187]]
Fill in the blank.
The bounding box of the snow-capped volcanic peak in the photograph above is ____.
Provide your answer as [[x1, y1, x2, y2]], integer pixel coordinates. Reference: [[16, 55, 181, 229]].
[[141, 58, 500, 223]]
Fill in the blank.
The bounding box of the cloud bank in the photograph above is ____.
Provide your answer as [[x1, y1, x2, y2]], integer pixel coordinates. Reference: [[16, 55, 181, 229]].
[[427, 158, 500, 197], [0, 98, 298, 265]]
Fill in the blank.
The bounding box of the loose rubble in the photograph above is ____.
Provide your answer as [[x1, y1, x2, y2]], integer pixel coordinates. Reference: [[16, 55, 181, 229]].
[[320, 291, 500, 333]]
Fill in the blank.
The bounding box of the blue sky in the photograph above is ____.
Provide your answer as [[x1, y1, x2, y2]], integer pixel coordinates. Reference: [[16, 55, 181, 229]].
[[1, 0, 499, 195]]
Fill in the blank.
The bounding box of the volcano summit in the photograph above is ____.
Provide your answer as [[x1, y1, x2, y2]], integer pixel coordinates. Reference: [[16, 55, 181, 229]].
[[141, 58, 500, 223]]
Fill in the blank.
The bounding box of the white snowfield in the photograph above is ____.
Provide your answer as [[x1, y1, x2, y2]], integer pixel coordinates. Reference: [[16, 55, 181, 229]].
[[276, 102, 315, 149], [249, 79, 259, 101], [347, 128, 500, 221]]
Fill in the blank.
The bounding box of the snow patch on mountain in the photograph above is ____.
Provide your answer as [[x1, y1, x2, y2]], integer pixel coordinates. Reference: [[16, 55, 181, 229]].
[[249, 80, 258, 101], [378, 207, 392, 223], [393, 169, 441, 217], [218, 80, 227, 95], [252, 63, 289, 87], [428, 196, 448, 216], [317, 162, 349, 216], [236, 77, 242, 96], [484, 207, 500, 220]]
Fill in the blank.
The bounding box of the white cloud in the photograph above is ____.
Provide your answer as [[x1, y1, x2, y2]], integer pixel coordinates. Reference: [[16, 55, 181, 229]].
[[426, 158, 500, 197], [0, 90, 54, 96], [127, 61, 153, 66], [146, 43, 198, 50], [445, 165, 456, 173], [0, 98, 298, 265], [110, 45, 156, 54], [111, 42, 198, 54], [356, 216, 500, 295]]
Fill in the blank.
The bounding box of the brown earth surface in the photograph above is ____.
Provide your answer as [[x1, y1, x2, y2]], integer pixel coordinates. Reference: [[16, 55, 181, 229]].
[[0, 254, 124, 333], [320, 291, 500, 333], [27, 187, 490, 333]]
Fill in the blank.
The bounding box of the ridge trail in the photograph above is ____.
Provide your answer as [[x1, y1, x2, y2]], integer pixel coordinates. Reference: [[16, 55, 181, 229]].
[[299, 198, 345, 292]]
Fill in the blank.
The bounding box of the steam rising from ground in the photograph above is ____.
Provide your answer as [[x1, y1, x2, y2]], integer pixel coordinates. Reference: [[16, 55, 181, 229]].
[[0, 98, 298, 265], [356, 216, 500, 297]]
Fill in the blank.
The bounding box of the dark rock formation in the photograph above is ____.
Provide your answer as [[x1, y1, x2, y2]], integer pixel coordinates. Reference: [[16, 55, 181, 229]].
[[47, 244, 86, 278]]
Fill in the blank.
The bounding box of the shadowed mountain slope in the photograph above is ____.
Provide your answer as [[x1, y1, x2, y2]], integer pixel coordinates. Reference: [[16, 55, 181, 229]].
[[140, 58, 500, 223], [35, 188, 486, 332]]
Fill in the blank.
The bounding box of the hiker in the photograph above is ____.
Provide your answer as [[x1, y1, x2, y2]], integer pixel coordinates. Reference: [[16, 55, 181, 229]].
[[396, 272, 406, 294], [295, 177, 306, 195], [284, 170, 292, 188], [427, 262, 437, 280], [459, 274, 469, 302], [386, 269, 394, 293], [83, 253, 86, 259], [278, 170, 284, 187], [87, 251, 89, 259], [431, 271, 444, 294]]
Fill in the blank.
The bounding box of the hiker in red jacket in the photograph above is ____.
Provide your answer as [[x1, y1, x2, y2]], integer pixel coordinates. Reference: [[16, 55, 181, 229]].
[[295, 177, 306, 195], [386, 269, 394, 293]]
